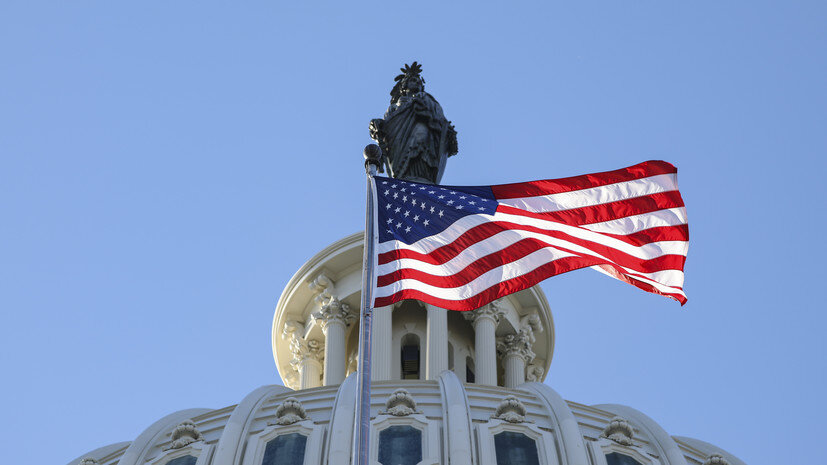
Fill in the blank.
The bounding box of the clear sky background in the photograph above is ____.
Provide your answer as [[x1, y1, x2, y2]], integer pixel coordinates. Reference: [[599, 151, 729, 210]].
[[1, 2, 825, 464]]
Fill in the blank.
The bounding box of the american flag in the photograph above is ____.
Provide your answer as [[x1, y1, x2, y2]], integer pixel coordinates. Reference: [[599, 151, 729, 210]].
[[372, 161, 688, 310]]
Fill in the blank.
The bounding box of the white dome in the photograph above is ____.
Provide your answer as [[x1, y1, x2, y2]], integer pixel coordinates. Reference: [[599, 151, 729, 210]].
[[69, 373, 744, 465], [70, 234, 745, 465]]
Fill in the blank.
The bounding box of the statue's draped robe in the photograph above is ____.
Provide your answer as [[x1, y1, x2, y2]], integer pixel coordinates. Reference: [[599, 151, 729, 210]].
[[380, 92, 455, 184]]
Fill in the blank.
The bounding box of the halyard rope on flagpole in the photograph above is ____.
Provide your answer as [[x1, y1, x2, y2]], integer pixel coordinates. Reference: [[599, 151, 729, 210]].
[[352, 144, 381, 465]]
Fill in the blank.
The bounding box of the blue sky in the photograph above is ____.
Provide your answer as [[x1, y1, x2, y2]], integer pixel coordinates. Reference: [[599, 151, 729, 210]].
[[1, 2, 825, 464]]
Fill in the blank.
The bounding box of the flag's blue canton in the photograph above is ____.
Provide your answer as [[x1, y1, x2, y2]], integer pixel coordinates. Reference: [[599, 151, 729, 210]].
[[375, 177, 497, 245]]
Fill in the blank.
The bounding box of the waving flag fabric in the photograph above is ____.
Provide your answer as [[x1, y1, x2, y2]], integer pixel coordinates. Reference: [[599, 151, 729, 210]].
[[372, 161, 688, 311]]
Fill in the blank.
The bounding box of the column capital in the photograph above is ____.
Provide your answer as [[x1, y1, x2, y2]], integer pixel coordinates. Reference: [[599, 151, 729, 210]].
[[463, 300, 505, 325], [496, 331, 536, 364], [312, 297, 356, 330], [283, 319, 324, 367], [289, 338, 325, 367]]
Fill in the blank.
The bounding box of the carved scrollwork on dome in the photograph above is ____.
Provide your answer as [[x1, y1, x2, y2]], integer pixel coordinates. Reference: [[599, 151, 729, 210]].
[[166, 419, 204, 450], [282, 319, 324, 379], [519, 313, 543, 344], [380, 388, 421, 416], [269, 397, 310, 425], [525, 363, 545, 382], [308, 273, 334, 304], [79, 458, 99, 465], [492, 395, 528, 423], [703, 454, 730, 465], [601, 416, 634, 446]]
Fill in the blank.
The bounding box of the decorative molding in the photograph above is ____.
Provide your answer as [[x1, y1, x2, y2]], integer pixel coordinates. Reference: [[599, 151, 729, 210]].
[[308, 273, 334, 304], [269, 397, 310, 426], [491, 395, 528, 423], [79, 458, 99, 465], [463, 300, 505, 325], [150, 437, 214, 465], [380, 388, 421, 416], [282, 319, 305, 344], [283, 370, 299, 388], [164, 420, 204, 450], [601, 416, 635, 446], [525, 363, 545, 382], [519, 313, 543, 343], [703, 454, 730, 465], [496, 331, 536, 364], [283, 319, 324, 376], [588, 440, 659, 465]]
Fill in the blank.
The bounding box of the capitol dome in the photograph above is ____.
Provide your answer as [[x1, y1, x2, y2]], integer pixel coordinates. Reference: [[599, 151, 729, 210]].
[[69, 232, 745, 465]]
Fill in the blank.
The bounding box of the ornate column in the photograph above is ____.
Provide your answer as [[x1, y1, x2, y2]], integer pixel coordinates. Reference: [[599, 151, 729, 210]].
[[312, 298, 355, 386], [425, 304, 449, 379], [283, 320, 324, 389], [496, 332, 533, 388], [293, 339, 324, 389], [371, 306, 393, 381], [463, 302, 504, 386]]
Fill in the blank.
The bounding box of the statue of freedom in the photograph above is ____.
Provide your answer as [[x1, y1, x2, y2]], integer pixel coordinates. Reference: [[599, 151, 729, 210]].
[[369, 62, 458, 184]]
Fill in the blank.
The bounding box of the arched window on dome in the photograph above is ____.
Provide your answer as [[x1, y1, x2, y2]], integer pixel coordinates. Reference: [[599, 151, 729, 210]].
[[476, 395, 556, 465], [147, 420, 214, 465], [165, 456, 197, 465], [370, 390, 440, 465], [587, 417, 658, 465], [400, 333, 421, 380], [494, 431, 540, 465], [605, 452, 644, 465], [448, 342, 455, 371], [240, 397, 323, 465], [466, 356, 475, 383]]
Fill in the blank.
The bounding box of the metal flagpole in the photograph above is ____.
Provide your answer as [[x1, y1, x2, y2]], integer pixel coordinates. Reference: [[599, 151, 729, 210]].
[[352, 144, 381, 465]]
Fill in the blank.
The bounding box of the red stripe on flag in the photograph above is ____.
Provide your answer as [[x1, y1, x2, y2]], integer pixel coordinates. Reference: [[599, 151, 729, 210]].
[[491, 160, 677, 199], [376, 237, 685, 288], [496, 190, 685, 226], [378, 220, 685, 270], [598, 224, 689, 247], [374, 255, 686, 311]]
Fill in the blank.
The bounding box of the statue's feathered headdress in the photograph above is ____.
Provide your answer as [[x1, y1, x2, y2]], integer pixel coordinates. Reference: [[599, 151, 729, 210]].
[[394, 62, 423, 82], [390, 61, 425, 102]]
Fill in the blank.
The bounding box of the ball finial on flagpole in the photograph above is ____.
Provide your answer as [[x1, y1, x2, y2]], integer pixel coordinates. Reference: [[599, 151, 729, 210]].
[[364, 144, 382, 172]]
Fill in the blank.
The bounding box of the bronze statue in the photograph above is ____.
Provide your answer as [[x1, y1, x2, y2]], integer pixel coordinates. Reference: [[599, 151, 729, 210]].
[[370, 62, 457, 184]]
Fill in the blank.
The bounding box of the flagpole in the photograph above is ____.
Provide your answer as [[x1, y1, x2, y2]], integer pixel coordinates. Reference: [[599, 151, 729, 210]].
[[352, 144, 381, 465]]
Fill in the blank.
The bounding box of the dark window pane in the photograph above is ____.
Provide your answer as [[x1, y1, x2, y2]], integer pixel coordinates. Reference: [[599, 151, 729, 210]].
[[401, 344, 420, 379], [605, 452, 643, 465], [166, 456, 197, 465], [466, 365, 475, 383], [378, 425, 422, 465], [494, 431, 540, 465], [262, 433, 307, 465]]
